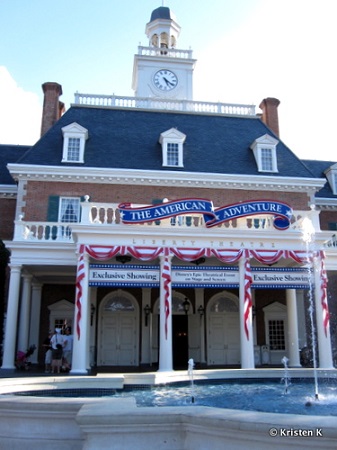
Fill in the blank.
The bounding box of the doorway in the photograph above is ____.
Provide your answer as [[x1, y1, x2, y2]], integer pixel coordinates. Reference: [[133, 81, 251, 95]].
[[173, 315, 188, 369]]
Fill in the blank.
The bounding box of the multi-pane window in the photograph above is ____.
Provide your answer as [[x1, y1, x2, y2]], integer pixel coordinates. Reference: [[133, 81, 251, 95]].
[[268, 320, 285, 350], [261, 148, 273, 171], [61, 123, 88, 163], [167, 143, 179, 166], [159, 128, 186, 168], [67, 138, 81, 161], [59, 198, 80, 223], [250, 135, 278, 172]]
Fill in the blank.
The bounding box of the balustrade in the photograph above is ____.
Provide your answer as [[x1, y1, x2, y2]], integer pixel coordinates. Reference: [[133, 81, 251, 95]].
[[74, 93, 256, 117], [13, 203, 323, 243]]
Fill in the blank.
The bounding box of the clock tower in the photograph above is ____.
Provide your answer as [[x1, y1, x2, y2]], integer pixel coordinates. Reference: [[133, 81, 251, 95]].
[[132, 6, 196, 100]]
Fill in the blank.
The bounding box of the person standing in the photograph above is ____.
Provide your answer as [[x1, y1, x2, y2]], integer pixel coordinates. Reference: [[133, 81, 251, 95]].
[[62, 327, 73, 371], [50, 328, 64, 374]]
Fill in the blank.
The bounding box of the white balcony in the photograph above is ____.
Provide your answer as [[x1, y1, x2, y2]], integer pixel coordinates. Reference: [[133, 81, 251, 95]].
[[12, 202, 322, 243], [74, 93, 256, 117]]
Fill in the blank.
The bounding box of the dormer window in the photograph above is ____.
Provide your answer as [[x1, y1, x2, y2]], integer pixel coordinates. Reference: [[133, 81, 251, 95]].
[[159, 128, 186, 168], [61, 122, 88, 163], [324, 163, 337, 195], [250, 134, 279, 173]]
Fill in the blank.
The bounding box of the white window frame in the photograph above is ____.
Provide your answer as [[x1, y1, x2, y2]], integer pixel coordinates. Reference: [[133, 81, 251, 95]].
[[250, 134, 279, 173], [58, 197, 81, 223], [159, 128, 186, 168], [61, 122, 88, 163], [324, 163, 337, 195]]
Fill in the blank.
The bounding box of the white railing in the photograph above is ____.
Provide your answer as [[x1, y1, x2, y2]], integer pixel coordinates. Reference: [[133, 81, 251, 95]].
[[14, 219, 74, 242], [324, 234, 337, 248], [74, 93, 256, 117], [12, 204, 322, 243], [137, 45, 193, 59]]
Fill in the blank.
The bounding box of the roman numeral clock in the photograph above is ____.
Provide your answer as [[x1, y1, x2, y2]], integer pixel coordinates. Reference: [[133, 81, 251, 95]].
[[132, 6, 196, 100], [153, 69, 178, 92]]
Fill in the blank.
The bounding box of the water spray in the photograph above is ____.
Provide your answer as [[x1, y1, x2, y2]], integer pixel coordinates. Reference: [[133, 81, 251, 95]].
[[188, 358, 195, 403], [281, 356, 290, 394]]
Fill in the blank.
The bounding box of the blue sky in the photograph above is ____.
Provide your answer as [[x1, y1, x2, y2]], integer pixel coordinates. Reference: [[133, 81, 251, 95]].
[[1, 0, 336, 161]]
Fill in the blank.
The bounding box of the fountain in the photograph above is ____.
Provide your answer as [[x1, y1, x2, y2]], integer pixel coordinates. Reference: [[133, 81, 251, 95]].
[[1, 369, 337, 449], [187, 358, 195, 403], [281, 356, 291, 394], [302, 216, 320, 400]]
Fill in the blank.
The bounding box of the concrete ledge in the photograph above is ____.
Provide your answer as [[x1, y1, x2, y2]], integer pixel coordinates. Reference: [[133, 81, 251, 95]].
[[76, 400, 337, 449]]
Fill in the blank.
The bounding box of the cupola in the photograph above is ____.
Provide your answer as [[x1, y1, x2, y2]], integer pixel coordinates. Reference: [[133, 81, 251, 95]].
[[146, 6, 181, 50]]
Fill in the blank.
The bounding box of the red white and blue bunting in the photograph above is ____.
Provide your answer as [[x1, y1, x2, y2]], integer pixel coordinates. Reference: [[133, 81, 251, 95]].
[[75, 245, 329, 341]]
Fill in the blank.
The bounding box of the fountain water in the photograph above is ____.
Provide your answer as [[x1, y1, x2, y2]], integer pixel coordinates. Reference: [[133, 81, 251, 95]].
[[302, 216, 319, 400], [281, 356, 291, 394], [187, 358, 195, 403]]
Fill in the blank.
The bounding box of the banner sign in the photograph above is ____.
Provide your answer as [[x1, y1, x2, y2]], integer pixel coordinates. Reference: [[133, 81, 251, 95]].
[[118, 198, 292, 230], [251, 267, 312, 289], [89, 265, 310, 289], [210, 200, 293, 230], [89, 264, 160, 287]]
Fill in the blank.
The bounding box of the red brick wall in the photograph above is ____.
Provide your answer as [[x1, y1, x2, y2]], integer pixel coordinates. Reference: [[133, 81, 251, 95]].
[[0, 198, 16, 240], [23, 180, 310, 221], [319, 210, 337, 231]]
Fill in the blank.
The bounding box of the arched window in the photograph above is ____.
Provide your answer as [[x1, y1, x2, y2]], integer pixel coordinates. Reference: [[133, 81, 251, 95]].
[[210, 296, 239, 313], [104, 295, 135, 312]]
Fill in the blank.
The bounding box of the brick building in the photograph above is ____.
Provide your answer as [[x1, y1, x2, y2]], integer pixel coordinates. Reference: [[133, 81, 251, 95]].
[[0, 6, 337, 374]]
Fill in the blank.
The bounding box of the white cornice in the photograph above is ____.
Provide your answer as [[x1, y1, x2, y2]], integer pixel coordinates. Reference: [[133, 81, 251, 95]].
[[0, 184, 17, 196], [7, 164, 325, 192], [315, 197, 337, 209]]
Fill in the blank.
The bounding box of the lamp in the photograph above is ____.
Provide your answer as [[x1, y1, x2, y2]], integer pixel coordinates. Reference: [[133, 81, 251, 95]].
[[183, 298, 190, 315], [116, 255, 132, 264], [191, 257, 205, 266], [197, 305, 205, 317], [90, 304, 96, 326], [144, 304, 151, 326]]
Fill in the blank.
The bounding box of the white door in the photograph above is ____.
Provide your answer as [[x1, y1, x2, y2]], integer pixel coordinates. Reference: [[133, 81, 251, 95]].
[[207, 313, 240, 365], [99, 312, 137, 366]]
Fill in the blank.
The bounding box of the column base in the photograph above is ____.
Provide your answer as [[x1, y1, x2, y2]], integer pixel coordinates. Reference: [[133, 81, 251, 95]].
[[0, 367, 17, 376], [69, 369, 89, 376]]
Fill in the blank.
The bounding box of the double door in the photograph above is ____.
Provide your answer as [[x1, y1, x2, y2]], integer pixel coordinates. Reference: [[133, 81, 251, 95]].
[[99, 313, 137, 366]]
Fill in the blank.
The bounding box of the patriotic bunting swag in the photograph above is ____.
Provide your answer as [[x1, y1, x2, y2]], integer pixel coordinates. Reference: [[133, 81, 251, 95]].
[[74, 245, 329, 341], [162, 253, 171, 340], [75, 244, 85, 340], [243, 254, 253, 340], [319, 252, 330, 337]]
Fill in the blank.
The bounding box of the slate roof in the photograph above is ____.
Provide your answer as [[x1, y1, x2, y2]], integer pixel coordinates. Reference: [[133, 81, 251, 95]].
[[16, 105, 318, 180], [302, 159, 337, 199], [150, 6, 175, 22], [0, 144, 31, 185]]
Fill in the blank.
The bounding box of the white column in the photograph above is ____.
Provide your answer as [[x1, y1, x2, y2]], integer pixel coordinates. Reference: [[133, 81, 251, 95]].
[[89, 287, 97, 368], [71, 250, 90, 375], [286, 289, 301, 367], [141, 288, 151, 364], [195, 288, 206, 364], [29, 282, 42, 364], [17, 273, 33, 352], [314, 257, 333, 369], [1, 265, 21, 370], [158, 254, 173, 372], [239, 257, 255, 369]]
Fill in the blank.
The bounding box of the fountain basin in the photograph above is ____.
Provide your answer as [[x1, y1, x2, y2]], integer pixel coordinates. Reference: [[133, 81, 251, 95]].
[[1, 369, 337, 449]]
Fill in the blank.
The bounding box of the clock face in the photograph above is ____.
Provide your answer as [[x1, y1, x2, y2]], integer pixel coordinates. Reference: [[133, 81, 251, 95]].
[[153, 69, 178, 91]]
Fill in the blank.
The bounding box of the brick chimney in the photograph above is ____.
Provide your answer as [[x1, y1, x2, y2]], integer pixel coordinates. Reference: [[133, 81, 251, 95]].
[[259, 97, 280, 137], [40, 82, 64, 136]]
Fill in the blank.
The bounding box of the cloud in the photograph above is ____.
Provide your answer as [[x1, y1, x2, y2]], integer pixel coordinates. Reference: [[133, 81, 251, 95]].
[[0, 67, 42, 145]]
